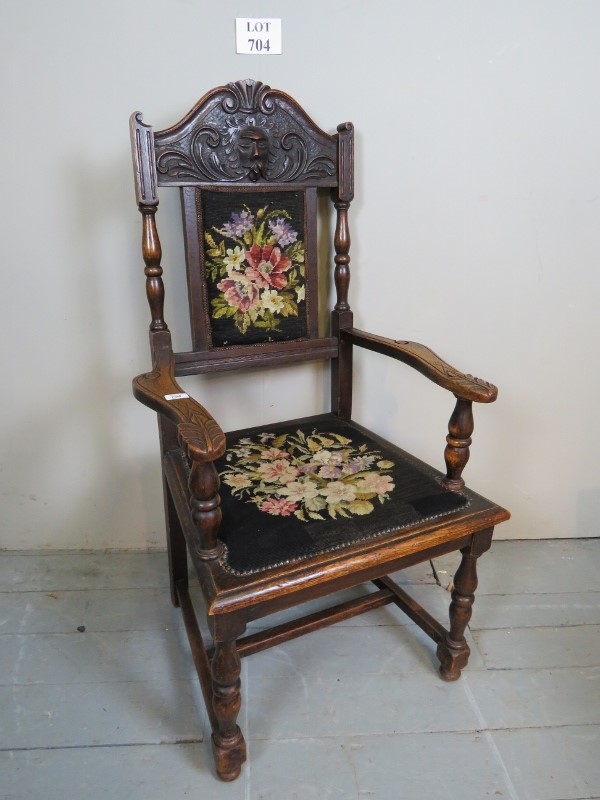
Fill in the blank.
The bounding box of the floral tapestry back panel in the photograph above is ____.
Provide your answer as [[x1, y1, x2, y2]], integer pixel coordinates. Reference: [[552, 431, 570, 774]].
[[201, 190, 308, 347]]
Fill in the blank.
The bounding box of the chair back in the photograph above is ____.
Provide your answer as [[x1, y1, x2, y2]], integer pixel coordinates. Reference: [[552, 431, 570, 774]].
[[130, 79, 354, 377]]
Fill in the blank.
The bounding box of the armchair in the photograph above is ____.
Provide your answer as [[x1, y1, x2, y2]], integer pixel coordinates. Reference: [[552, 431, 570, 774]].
[[129, 79, 509, 781]]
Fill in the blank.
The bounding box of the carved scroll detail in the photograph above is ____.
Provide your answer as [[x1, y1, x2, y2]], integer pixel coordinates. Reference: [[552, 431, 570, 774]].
[[154, 79, 337, 185]]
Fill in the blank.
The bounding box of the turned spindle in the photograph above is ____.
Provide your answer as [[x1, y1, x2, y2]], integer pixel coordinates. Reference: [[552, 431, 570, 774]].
[[189, 460, 224, 560], [442, 397, 474, 491], [139, 203, 168, 332], [331, 193, 353, 419], [333, 198, 351, 312]]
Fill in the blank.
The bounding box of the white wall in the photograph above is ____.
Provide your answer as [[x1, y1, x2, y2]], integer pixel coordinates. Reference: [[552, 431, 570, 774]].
[[2, 1, 599, 549]]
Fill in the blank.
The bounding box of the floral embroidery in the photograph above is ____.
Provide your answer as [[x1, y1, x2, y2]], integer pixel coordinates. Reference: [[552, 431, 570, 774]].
[[206, 203, 305, 336], [220, 430, 396, 522]]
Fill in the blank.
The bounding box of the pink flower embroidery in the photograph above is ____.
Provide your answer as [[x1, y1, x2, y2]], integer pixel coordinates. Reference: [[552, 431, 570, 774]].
[[258, 459, 299, 484], [261, 447, 289, 460], [260, 497, 297, 516], [216, 271, 260, 312], [355, 473, 395, 495], [223, 473, 252, 490], [245, 244, 292, 290], [322, 481, 357, 504]]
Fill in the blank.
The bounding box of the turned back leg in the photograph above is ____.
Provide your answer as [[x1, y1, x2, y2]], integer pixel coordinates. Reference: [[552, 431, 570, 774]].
[[164, 482, 187, 607]]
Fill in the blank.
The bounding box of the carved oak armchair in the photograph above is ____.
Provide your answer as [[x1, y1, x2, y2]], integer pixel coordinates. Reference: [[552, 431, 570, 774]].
[[129, 79, 509, 781]]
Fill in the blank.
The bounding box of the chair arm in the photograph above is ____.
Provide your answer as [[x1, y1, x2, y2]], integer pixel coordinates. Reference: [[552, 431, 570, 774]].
[[133, 331, 225, 559], [341, 328, 498, 403], [132, 364, 225, 463]]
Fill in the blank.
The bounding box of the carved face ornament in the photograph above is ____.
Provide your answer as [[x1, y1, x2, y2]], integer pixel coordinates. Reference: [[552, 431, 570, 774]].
[[236, 125, 269, 181]]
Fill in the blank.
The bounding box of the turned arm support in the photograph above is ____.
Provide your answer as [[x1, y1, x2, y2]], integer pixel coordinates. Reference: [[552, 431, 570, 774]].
[[341, 328, 498, 491], [341, 328, 497, 403]]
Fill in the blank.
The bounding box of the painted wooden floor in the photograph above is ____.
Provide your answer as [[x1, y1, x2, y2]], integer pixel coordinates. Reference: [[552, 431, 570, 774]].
[[1, 540, 599, 800]]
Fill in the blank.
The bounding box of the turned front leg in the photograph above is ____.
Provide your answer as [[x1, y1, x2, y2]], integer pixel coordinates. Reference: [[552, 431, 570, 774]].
[[437, 530, 493, 681], [211, 640, 247, 781], [437, 551, 478, 681], [437, 549, 475, 681]]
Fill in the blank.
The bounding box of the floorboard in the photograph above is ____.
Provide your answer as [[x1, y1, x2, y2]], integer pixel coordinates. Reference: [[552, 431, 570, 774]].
[[2, 540, 599, 800]]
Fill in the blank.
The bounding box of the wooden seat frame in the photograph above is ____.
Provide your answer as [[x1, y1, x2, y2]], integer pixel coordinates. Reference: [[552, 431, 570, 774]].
[[129, 80, 510, 781]]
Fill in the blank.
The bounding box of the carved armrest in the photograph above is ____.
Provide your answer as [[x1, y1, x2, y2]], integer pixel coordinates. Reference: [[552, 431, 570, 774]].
[[341, 328, 497, 403], [341, 328, 499, 491], [132, 360, 225, 464]]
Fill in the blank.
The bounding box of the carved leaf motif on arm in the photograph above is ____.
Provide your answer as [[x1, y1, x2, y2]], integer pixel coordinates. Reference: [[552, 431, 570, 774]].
[[463, 374, 496, 392], [177, 416, 226, 462], [394, 340, 498, 400], [132, 367, 225, 461]]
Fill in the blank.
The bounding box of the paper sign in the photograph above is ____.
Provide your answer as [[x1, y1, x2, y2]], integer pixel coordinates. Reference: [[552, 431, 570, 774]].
[[236, 18, 282, 55]]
